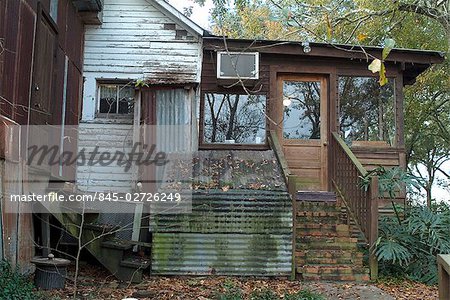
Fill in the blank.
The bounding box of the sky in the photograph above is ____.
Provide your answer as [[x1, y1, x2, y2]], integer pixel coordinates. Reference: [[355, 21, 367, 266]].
[[168, 0, 213, 29]]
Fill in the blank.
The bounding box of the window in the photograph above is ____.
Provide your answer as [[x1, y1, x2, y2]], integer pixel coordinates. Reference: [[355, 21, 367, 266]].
[[203, 93, 266, 144], [50, 0, 58, 22], [282, 80, 321, 140], [338, 76, 395, 145], [98, 84, 134, 115], [217, 52, 259, 79]]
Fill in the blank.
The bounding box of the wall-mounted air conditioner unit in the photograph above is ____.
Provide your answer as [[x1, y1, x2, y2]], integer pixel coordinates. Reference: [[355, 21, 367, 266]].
[[217, 52, 259, 80]]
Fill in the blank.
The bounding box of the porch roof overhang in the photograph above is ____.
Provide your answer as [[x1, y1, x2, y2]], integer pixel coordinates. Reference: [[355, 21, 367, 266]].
[[203, 37, 445, 85], [72, 0, 103, 12], [72, 0, 104, 25]]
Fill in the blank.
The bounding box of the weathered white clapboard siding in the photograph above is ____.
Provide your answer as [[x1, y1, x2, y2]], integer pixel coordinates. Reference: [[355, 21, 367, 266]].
[[77, 122, 134, 193], [79, 0, 203, 194], [81, 0, 203, 120]]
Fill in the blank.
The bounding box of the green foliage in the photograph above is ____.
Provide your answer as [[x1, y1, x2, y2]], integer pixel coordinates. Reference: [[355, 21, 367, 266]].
[[250, 289, 278, 300], [375, 205, 450, 284], [360, 166, 419, 199], [0, 260, 42, 300]]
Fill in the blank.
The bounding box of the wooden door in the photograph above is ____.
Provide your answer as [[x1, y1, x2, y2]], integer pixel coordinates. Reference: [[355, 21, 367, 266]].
[[277, 75, 328, 191], [30, 5, 57, 125]]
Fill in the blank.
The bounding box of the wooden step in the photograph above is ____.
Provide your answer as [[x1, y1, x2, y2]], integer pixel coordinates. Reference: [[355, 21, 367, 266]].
[[101, 239, 134, 251], [118, 256, 151, 283], [120, 256, 151, 269]]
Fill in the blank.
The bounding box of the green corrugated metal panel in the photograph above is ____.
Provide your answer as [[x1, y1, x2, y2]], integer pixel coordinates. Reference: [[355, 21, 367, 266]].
[[151, 189, 293, 275]]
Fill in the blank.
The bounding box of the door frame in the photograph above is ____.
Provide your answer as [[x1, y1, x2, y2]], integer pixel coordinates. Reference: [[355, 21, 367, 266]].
[[276, 74, 329, 191]]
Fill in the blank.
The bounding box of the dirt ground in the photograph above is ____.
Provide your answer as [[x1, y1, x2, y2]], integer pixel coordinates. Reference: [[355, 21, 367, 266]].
[[47, 266, 438, 300]]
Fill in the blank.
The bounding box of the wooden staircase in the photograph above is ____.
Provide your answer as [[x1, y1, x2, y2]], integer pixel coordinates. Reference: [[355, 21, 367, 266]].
[[295, 191, 370, 281], [52, 210, 151, 283]]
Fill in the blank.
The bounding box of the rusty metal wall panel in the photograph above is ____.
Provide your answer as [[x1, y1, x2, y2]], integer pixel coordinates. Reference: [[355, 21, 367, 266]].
[[151, 190, 293, 275]]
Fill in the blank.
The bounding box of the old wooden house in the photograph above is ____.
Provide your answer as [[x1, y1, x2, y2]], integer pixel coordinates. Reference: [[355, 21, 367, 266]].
[[0, 0, 445, 284], [68, 31, 443, 282]]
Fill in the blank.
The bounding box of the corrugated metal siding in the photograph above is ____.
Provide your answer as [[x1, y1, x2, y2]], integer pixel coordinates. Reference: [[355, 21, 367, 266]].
[[156, 89, 191, 152], [151, 190, 293, 275], [77, 122, 134, 193]]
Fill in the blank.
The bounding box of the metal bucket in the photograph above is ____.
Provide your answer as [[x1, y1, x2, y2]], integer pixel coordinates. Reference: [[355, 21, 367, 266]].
[[31, 255, 70, 290]]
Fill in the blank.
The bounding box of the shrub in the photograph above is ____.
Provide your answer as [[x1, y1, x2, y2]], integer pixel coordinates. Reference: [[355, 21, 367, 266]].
[[0, 260, 42, 300], [375, 205, 450, 284]]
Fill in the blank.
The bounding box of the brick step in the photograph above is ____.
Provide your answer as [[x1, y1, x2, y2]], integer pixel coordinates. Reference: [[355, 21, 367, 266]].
[[297, 217, 339, 225], [297, 236, 358, 250], [297, 201, 340, 212], [298, 265, 369, 276], [302, 273, 370, 282], [296, 253, 364, 266], [296, 191, 337, 202], [296, 249, 363, 259], [296, 224, 350, 237], [297, 211, 340, 217], [297, 230, 350, 238], [297, 257, 363, 266], [296, 250, 364, 265]]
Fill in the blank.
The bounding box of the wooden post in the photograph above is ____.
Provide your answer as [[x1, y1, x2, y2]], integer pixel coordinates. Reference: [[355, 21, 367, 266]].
[[369, 176, 379, 280], [438, 254, 450, 300], [288, 175, 297, 280]]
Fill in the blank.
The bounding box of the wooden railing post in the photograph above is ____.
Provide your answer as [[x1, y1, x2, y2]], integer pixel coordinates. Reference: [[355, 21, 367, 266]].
[[369, 176, 379, 280], [438, 254, 450, 300], [288, 175, 297, 281]]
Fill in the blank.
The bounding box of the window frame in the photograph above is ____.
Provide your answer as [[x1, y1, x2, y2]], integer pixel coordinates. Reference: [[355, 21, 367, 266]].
[[336, 74, 397, 147], [199, 91, 269, 150], [96, 83, 135, 118], [216, 51, 260, 80]]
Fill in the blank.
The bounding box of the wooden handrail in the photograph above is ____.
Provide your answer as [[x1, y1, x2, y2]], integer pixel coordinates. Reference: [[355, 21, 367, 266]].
[[331, 132, 367, 176], [268, 130, 291, 181], [267, 130, 296, 280], [330, 132, 379, 280], [438, 254, 450, 300]]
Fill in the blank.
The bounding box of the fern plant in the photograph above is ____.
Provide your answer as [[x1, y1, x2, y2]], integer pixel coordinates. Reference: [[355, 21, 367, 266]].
[[376, 206, 450, 284]]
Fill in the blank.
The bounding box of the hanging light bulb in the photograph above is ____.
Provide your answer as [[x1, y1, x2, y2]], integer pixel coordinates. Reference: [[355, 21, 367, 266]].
[[302, 41, 311, 53], [283, 97, 292, 107]]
